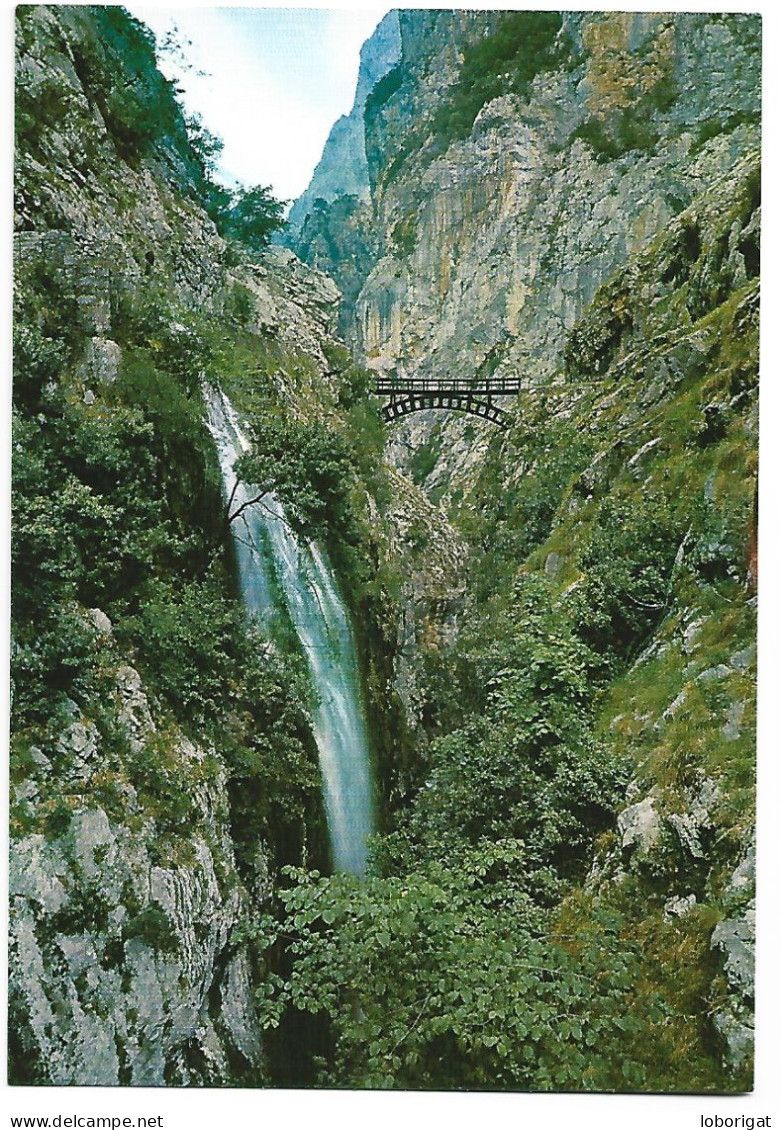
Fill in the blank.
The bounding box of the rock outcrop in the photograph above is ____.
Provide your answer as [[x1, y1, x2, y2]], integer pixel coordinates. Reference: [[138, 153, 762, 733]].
[[10, 644, 262, 1085]]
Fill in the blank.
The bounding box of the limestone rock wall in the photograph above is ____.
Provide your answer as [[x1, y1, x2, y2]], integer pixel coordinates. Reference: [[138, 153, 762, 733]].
[[290, 11, 759, 495], [357, 12, 759, 392], [286, 10, 760, 1080], [11, 5, 344, 1086], [10, 631, 263, 1085]]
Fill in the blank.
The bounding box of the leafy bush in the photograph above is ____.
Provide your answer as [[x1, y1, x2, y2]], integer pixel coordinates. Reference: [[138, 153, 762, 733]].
[[225, 283, 256, 328], [257, 866, 660, 1090], [571, 113, 660, 164], [100, 85, 158, 161], [215, 184, 287, 254], [235, 414, 355, 539], [185, 112, 223, 173], [462, 404, 599, 600], [400, 574, 629, 896], [122, 576, 242, 729], [123, 905, 178, 953], [12, 260, 83, 402], [567, 494, 688, 665], [321, 340, 374, 411], [15, 70, 76, 156], [12, 324, 68, 409]]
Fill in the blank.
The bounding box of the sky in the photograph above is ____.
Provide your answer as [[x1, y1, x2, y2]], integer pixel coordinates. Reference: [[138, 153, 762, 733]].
[[126, 5, 390, 203]]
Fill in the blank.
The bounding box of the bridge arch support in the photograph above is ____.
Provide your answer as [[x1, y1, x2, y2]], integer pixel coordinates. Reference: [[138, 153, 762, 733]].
[[382, 392, 508, 428]]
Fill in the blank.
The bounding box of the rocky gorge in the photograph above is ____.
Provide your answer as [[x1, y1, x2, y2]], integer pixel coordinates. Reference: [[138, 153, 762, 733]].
[[11, 6, 759, 1092]]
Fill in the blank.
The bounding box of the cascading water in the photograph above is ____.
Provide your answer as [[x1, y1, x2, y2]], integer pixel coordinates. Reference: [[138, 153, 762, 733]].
[[205, 385, 374, 875]]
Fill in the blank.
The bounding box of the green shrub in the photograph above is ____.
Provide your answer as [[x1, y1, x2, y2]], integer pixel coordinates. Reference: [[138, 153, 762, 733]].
[[236, 414, 356, 539], [123, 905, 178, 953], [567, 493, 687, 665], [74, 8, 183, 165], [569, 67, 679, 165], [431, 12, 562, 151], [257, 866, 660, 1091], [364, 65, 403, 120]]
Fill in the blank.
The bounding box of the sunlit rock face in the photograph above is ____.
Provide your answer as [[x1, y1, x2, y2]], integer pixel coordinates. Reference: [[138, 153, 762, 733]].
[[358, 12, 759, 384], [290, 11, 759, 496]]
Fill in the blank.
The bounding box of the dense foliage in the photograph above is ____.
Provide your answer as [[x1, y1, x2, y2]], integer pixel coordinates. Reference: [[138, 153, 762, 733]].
[[387, 575, 629, 894], [216, 184, 287, 252], [249, 569, 658, 1089], [364, 64, 404, 121], [11, 253, 331, 869], [234, 415, 355, 538], [256, 867, 660, 1091]]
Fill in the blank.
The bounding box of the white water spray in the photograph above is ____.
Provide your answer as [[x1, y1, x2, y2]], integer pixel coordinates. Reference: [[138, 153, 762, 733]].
[[205, 386, 374, 875]]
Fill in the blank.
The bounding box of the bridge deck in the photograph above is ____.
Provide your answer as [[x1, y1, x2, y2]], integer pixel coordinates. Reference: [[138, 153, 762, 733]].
[[374, 376, 522, 396]]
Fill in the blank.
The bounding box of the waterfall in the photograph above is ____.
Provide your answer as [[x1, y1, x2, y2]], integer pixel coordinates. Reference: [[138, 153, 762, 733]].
[[205, 386, 374, 875]]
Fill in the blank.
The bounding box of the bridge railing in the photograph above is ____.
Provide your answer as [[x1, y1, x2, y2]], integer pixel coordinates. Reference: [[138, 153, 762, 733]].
[[374, 375, 523, 396]]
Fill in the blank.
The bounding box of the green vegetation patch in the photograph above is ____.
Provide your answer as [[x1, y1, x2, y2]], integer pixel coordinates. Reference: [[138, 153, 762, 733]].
[[431, 12, 563, 152]]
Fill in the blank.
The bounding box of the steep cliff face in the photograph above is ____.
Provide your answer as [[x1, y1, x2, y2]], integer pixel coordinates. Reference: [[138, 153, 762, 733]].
[[11, 5, 352, 1085], [284, 10, 760, 1084], [280, 11, 401, 337], [10, 645, 265, 1086], [284, 10, 401, 239], [360, 12, 758, 379], [289, 12, 759, 479]]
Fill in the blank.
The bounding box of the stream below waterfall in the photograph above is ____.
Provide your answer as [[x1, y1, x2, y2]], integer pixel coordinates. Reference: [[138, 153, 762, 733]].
[[205, 385, 374, 875]]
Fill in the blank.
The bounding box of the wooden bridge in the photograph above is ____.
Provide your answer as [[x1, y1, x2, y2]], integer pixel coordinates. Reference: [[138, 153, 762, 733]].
[[375, 375, 522, 428]]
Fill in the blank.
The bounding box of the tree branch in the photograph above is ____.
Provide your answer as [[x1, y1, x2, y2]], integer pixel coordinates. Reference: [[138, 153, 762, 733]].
[[228, 490, 269, 526]]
